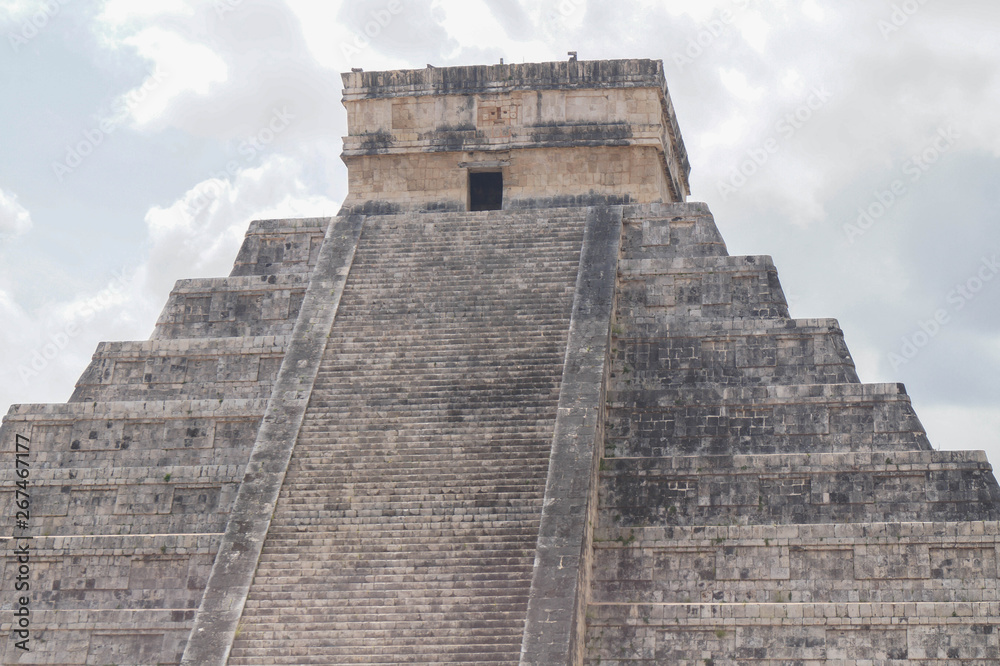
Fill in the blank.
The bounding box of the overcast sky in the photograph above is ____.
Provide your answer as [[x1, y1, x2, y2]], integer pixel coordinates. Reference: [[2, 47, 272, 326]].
[[2, 0, 999, 461]]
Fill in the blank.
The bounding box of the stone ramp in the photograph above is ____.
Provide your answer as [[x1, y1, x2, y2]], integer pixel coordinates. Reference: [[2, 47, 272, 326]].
[[0, 219, 324, 664], [584, 203, 1000, 664], [226, 208, 588, 664]]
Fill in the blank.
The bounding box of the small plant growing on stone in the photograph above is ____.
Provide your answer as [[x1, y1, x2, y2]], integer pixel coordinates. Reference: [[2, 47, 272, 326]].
[[163, 473, 171, 482], [714, 629, 727, 639]]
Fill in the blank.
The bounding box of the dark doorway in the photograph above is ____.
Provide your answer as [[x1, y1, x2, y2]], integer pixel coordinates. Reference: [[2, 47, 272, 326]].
[[469, 171, 503, 211]]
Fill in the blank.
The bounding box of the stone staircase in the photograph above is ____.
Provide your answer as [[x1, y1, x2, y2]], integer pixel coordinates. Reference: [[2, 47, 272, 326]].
[[226, 208, 588, 664], [584, 203, 1000, 664], [0, 217, 328, 664], [5, 200, 999, 664]]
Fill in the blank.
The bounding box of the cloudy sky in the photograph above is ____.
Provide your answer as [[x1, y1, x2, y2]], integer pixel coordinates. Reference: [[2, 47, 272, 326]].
[[2, 0, 999, 461]]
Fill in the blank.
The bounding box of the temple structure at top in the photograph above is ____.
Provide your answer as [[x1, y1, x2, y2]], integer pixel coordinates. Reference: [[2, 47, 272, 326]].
[[339, 59, 690, 211]]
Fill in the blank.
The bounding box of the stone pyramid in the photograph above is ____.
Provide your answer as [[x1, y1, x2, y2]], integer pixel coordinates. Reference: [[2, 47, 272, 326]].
[[2, 58, 998, 665]]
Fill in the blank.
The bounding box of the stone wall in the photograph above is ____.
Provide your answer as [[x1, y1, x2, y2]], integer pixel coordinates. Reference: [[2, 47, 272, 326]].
[[344, 144, 672, 212]]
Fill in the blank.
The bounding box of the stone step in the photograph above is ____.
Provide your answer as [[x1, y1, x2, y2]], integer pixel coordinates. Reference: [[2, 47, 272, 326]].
[[152, 273, 308, 339], [606, 382, 930, 456], [229, 207, 586, 662], [69, 336, 287, 402], [599, 449, 1000, 528]]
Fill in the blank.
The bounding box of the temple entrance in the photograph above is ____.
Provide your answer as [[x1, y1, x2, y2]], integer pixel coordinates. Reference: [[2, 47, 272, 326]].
[[469, 171, 503, 211]]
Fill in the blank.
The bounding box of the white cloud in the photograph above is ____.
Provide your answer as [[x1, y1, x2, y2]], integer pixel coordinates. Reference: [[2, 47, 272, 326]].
[[735, 11, 770, 53], [99, 0, 193, 26], [0, 189, 32, 238], [141, 154, 339, 297], [117, 27, 229, 128], [801, 0, 825, 22], [718, 67, 764, 102]]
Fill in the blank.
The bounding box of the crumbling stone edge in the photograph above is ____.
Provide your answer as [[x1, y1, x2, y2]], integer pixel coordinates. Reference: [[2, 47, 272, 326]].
[[519, 205, 623, 665], [180, 213, 367, 666]]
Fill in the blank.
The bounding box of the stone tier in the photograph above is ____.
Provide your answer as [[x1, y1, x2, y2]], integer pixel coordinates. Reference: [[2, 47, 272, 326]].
[[606, 382, 929, 457], [617, 254, 791, 330], [599, 450, 1000, 528], [0, 609, 196, 665], [152, 274, 308, 339], [228, 217, 328, 277], [0, 534, 220, 611], [620, 202, 728, 259], [69, 336, 287, 402], [2, 399, 263, 469], [585, 602, 1000, 664], [592, 521, 1000, 605], [612, 318, 858, 389], [585, 202, 1000, 664]]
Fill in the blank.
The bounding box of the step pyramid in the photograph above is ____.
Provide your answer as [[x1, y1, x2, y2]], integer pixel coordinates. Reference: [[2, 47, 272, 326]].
[[2, 58, 997, 666]]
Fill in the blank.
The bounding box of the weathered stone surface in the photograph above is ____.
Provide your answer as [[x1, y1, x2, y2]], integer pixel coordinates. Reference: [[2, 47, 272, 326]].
[[340, 59, 689, 212], [152, 274, 308, 339], [585, 202, 1000, 665], [226, 208, 587, 665]]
